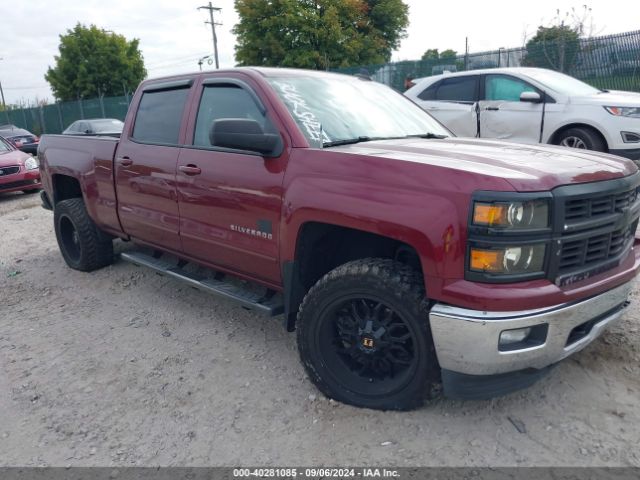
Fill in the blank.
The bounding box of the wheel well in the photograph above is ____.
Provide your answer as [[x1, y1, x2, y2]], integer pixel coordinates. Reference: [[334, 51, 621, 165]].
[[283, 222, 423, 330], [549, 123, 608, 150], [52, 174, 82, 205]]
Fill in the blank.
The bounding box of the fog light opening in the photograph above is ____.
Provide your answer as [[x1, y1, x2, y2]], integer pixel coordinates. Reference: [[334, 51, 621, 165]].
[[498, 324, 549, 352], [500, 327, 532, 346]]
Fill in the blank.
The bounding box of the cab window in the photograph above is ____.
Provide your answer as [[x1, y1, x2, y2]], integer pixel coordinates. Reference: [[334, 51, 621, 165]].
[[133, 87, 190, 145], [193, 84, 274, 148]]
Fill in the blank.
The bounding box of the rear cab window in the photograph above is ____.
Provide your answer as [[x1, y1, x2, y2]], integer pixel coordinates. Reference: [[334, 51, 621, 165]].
[[132, 86, 191, 145]]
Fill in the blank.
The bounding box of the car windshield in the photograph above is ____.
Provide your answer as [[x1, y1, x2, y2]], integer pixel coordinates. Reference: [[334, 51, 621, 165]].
[[0, 138, 12, 152], [524, 69, 601, 96], [91, 119, 124, 133], [267, 75, 450, 148]]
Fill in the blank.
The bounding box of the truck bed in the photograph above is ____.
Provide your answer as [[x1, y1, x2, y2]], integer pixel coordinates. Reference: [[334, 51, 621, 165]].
[[38, 134, 122, 235]]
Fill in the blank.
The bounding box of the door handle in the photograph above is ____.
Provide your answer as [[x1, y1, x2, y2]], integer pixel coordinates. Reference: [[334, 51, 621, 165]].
[[117, 156, 133, 167], [179, 164, 202, 176], [485, 107, 500, 111]]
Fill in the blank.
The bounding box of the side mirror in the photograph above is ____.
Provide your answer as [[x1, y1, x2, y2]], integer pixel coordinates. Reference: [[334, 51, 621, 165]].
[[210, 119, 282, 156], [520, 91, 542, 103]]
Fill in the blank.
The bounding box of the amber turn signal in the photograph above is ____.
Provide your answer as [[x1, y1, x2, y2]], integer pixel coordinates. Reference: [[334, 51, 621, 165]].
[[470, 248, 503, 272], [473, 203, 508, 226]]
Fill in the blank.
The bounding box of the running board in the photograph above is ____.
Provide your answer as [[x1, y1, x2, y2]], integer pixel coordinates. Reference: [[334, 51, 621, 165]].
[[120, 251, 284, 316]]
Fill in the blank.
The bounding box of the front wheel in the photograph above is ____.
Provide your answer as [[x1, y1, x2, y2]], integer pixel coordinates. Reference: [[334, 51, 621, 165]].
[[54, 198, 114, 272], [555, 127, 606, 152], [297, 258, 439, 410]]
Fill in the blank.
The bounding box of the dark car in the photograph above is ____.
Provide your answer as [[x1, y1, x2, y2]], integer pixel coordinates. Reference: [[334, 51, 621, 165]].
[[62, 118, 124, 137], [0, 124, 39, 155]]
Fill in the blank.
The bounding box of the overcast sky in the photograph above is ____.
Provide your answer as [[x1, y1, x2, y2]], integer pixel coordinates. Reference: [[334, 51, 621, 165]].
[[1, 0, 639, 104]]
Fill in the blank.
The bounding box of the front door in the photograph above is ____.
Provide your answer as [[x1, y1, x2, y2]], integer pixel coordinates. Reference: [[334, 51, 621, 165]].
[[115, 82, 192, 251], [176, 77, 287, 284], [479, 74, 544, 144]]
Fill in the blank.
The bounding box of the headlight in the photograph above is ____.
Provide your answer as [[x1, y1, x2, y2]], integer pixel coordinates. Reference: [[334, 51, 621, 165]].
[[472, 199, 549, 230], [604, 106, 640, 118], [470, 244, 546, 275], [24, 157, 38, 170]]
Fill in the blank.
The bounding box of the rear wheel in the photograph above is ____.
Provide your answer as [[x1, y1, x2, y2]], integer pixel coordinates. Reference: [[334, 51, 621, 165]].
[[297, 258, 439, 410], [555, 127, 606, 152], [54, 198, 114, 271]]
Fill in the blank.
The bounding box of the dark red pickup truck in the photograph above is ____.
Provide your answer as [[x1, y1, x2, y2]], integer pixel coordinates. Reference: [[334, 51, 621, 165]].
[[38, 68, 640, 410]]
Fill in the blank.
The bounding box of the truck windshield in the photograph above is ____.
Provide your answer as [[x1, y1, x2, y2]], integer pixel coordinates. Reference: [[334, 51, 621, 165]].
[[267, 75, 451, 148]]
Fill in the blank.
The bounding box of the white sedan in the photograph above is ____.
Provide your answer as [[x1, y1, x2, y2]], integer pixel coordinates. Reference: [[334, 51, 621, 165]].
[[405, 67, 640, 164]]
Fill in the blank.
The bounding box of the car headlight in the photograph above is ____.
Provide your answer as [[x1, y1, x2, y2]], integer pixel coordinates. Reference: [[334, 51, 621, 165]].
[[24, 157, 38, 170], [604, 106, 640, 118], [470, 244, 547, 275], [472, 199, 549, 230]]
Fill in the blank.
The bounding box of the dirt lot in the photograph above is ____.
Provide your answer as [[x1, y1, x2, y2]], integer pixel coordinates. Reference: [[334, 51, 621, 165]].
[[1, 191, 639, 467]]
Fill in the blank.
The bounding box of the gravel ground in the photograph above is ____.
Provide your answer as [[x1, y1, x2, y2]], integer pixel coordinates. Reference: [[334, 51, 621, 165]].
[[0, 191, 639, 467]]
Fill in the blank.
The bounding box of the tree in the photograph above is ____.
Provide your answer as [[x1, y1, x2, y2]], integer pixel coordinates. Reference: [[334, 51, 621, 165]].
[[522, 6, 595, 72], [45, 24, 146, 101], [420, 48, 457, 62], [421, 49, 439, 61], [439, 49, 458, 61], [233, 0, 409, 69]]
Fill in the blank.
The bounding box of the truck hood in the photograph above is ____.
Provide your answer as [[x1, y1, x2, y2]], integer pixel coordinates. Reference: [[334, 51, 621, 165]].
[[330, 137, 638, 191]]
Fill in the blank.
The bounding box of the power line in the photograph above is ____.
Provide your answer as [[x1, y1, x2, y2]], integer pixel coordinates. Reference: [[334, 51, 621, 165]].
[[198, 2, 222, 69], [146, 52, 211, 68]]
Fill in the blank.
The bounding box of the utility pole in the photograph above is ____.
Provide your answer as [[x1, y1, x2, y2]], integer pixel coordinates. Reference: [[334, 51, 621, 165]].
[[0, 56, 9, 124], [198, 2, 222, 69]]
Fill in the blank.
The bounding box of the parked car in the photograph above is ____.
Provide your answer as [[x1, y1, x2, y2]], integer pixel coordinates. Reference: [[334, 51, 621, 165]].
[[62, 118, 124, 137], [38, 68, 639, 410], [405, 67, 640, 164], [0, 124, 39, 155], [0, 136, 41, 194]]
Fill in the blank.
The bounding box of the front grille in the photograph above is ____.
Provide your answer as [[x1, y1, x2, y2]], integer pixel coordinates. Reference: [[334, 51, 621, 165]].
[[0, 179, 37, 191], [564, 187, 639, 221], [0, 166, 20, 176], [556, 178, 640, 283], [559, 223, 636, 271]]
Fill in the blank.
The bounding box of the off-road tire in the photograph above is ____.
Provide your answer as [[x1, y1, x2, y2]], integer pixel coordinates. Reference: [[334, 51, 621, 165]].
[[54, 198, 114, 272], [555, 127, 606, 152], [297, 258, 439, 410]]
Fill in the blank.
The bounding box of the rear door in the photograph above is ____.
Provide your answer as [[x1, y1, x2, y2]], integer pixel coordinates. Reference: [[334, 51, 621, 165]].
[[412, 75, 479, 137], [115, 79, 193, 251], [176, 76, 288, 284], [479, 74, 544, 143]]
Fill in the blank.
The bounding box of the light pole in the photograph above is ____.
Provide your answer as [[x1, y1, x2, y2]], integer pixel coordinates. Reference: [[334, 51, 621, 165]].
[[198, 55, 212, 71]]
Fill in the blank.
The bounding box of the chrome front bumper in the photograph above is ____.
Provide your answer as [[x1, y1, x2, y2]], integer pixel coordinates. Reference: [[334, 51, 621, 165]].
[[429, 280, 635, 376]]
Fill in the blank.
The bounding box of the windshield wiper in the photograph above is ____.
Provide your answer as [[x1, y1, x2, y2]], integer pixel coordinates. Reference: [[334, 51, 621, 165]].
[[323, 133, 448, 148], [405, 133, 448, 139], [323, 136, 374, 148]]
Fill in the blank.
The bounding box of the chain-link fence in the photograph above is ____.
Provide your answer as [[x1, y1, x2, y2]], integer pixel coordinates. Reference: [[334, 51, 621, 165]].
[[336, 29, 640, 93], [1, 95, 132, 136]]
